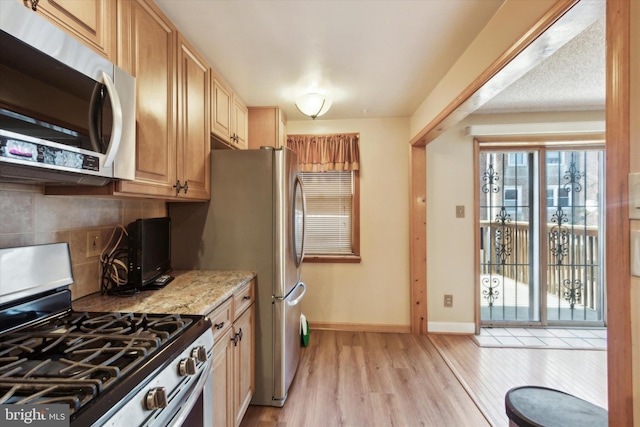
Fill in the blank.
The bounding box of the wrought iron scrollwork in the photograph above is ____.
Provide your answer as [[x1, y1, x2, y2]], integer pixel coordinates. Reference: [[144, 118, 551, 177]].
[[494, 207, 512, 265], [481, 163, 500, 194], [549, 208, 569, 264], [563, 161, 583, 194], [563, 278, 582, 309], [482, 276, 501, 307]]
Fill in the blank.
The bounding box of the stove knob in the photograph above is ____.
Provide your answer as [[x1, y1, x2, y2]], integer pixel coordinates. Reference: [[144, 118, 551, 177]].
[[146, 387, 168, 410], [191, 345, 207, 362], [179, 357, 197, 376]]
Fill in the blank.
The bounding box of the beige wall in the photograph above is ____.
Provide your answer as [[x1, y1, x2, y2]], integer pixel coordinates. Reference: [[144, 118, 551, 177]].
[[426, 110, 605, 333], [287, 118, 411, 329], [0, 183, 166, 300]]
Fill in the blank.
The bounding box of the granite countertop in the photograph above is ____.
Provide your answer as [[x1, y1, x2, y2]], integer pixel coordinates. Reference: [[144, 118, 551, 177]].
[[73, 270, 256, 316]]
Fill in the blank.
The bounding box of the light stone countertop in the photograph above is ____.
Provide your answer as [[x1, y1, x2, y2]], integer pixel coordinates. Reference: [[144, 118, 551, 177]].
[[73, 270, 256, 316]]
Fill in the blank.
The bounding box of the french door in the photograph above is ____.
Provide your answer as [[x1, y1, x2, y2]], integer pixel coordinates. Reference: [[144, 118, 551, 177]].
[[478, 144, 605, 327]]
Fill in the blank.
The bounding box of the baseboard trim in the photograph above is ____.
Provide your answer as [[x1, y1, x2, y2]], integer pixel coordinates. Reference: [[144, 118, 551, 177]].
[[428, 322, 476, 334], [309, 321, 411, 334]]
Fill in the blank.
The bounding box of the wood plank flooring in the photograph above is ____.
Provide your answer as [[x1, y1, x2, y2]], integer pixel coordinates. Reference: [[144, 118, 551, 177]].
[[240, 330, 607, 427], [429, 334, 608, 427]]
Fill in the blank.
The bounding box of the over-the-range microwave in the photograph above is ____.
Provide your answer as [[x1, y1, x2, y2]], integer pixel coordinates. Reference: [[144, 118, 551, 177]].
[[0, 1, 135, 186]]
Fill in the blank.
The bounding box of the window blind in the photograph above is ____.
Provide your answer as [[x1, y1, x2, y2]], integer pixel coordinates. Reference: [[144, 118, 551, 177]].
[[300, 171, 353, 255]]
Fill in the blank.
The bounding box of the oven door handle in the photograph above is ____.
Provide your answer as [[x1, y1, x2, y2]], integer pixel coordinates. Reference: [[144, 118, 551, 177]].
[[169, 356, 213, 427]]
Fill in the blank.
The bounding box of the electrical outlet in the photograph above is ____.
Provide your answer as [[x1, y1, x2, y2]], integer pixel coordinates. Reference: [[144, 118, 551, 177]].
[[444, 294, 453, 307], [86, 231, 101, 258], [455, 205, 465, 218]]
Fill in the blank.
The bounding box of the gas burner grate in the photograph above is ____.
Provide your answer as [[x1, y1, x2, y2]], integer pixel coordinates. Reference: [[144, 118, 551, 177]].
[[0, 311, 196, 417], [0, 377, 101, 413]]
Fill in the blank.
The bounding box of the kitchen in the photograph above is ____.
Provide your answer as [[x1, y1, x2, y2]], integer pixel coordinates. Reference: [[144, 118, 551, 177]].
[[0, 0, 635, 426]]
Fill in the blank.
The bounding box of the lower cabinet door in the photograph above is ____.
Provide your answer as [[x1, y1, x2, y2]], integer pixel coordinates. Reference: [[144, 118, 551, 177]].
[[213, 332, 234, 427], [234, 305, 255, 426]]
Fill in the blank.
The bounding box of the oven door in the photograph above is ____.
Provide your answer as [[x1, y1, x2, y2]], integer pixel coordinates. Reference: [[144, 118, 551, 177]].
[[171, 360, 214, 427], [177, 366, 213, 427]]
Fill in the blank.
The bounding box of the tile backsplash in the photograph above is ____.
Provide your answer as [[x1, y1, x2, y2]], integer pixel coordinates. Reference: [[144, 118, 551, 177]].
[[0, 183, 167, 300]]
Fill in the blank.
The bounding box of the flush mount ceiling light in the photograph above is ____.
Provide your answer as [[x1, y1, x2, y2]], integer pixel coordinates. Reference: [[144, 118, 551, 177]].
[[295, 93, 332, 120]]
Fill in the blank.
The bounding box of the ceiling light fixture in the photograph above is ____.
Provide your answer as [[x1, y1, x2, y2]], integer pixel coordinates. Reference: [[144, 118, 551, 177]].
[[295, 93, 332, 120]]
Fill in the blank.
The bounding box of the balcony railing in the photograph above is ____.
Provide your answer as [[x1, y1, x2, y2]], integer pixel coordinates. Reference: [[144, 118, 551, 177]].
[[480, 221, 601, 312]]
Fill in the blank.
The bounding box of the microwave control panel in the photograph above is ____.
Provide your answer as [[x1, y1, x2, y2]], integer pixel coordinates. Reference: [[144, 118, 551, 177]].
[[0, 133, 99, 172]]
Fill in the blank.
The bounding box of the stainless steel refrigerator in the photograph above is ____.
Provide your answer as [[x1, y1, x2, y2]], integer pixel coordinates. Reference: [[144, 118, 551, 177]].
[[169, 147, 306, 407]]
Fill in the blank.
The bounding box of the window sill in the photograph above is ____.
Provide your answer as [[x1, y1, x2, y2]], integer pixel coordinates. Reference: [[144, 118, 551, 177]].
[[303, 255, 361, 264]]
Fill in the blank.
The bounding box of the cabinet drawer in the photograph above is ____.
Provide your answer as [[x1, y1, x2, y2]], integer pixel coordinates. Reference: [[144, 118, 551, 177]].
[[233, 279, 255, 320], [208, 297, 232, 342]]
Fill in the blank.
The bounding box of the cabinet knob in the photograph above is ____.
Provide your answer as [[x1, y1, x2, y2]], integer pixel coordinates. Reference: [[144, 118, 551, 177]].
[[214, 321, 225, 330], [183, 180, 189, 194], [243, 295, 251, 300], [29, 0, 39, 11], [145, 387, 168, 410]]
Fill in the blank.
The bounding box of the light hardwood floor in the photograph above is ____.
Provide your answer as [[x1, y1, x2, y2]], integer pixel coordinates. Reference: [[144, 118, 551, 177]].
[[240, 330, 607, 427]]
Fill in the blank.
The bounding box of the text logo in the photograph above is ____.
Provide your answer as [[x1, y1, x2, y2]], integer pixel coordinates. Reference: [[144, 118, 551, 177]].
[[0, 405, 69, 427]]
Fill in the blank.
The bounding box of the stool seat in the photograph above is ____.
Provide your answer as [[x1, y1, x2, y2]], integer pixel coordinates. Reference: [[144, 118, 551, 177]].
[[505, 386, 607, 427]]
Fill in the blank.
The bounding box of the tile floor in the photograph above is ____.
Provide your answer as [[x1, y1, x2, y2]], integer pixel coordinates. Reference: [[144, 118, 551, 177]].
[[473, 327, 607, 350]]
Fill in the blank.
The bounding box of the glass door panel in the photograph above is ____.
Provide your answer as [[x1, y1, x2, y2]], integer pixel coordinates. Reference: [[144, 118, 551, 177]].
[[479, 151, 539, 323], [545, 150, 604, 324]]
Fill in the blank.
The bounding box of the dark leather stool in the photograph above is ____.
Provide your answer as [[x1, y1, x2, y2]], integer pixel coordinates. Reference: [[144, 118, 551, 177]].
[[505, 386, 607, 427]]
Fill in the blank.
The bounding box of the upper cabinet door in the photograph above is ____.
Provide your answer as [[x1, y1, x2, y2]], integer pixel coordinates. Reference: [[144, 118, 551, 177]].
[[233, 96, 248, 150], [25, 0, 116, 61], [248, 107, 287, 150], [176, 33, 211, 200], [116, 0, 177, 198], [211, 73, 233, 143], [211, 70, 249, 150]]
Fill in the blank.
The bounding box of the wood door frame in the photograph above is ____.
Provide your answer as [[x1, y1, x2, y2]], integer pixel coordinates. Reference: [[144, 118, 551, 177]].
[[409, 0, 632, 424]]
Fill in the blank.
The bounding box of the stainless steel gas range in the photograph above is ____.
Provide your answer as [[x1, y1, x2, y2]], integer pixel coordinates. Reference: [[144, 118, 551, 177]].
[[0, 243, 214, 426]]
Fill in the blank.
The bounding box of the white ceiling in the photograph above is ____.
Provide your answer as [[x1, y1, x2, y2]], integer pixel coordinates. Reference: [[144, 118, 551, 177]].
[[154, 0, 503, 121], [476, 15, 605, 114], [154, 0, 605, 122]]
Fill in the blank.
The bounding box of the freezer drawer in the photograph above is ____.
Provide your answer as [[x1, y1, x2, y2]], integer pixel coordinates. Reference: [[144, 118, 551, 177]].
[[272, 281, 306, 406]]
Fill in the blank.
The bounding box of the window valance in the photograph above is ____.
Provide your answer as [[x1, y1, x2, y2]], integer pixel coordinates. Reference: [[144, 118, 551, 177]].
[[286, 133, 360, 172]]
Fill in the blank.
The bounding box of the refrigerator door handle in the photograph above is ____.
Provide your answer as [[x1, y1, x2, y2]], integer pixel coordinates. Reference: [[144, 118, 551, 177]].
[[295, 175, 307, 264], [286, 282, 306, 307]]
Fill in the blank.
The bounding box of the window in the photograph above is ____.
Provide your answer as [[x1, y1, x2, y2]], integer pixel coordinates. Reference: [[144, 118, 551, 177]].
[[546, 185, 571, 208], [503, 185, 522, 217], [299, 170, 360, 262], [508, 152, 528, 166]]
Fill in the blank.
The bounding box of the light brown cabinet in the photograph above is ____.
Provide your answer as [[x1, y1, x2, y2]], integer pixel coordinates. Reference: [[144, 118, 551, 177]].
[[117, 1, 210, 200], [115, 0, 177, 198], [211, 70, 248, 150], [23, 0, 116, 60], [233, 304, 254, 426], [248, 107, 287, 149], [175, 33, 211, 200], [209, 279, 255, 427]]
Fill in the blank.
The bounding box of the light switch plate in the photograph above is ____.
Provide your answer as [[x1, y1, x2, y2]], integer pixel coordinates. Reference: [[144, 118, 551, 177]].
[[632, 230, 640, 277], [629, 174, 640, 219]]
